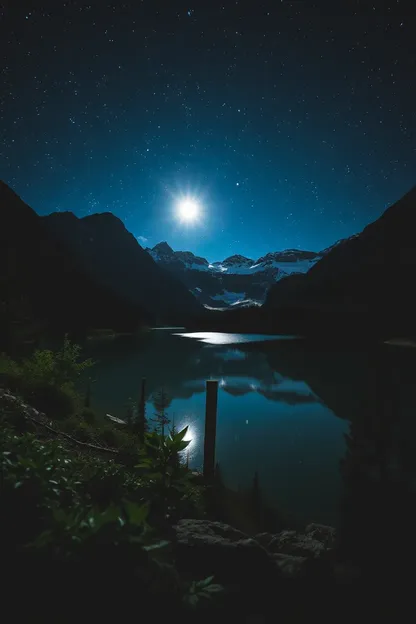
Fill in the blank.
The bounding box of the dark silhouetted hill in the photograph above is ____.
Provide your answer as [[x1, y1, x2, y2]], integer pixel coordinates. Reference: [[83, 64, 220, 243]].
[[42, 211, 202, 325], [265, 186, 416, 339], [0, 181, 146, 348]]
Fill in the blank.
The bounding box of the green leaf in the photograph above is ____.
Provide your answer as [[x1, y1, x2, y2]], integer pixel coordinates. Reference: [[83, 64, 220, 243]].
[[174, 426, 188, 443], [123, 501, 149, 527], [142, 539, 170, 551], [198, 591, 213, 600], [186, 594, 199, 608], [204, 583, 224, 594], [196, 575, 215, 589], [134, 461, 152, 469]]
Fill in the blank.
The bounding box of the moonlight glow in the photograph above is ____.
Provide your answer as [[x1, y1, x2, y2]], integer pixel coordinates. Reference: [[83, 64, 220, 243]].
[[176, 198, 201, 223]]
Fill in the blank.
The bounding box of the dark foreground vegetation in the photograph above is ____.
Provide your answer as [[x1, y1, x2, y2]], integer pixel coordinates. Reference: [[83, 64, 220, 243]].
[[0, 338, 295, 621], [0, 340, 223, 621], [2, 337, 416, 621]]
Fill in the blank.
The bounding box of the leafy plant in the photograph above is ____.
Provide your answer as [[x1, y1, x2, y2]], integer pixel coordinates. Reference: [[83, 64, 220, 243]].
[[140, 426, 191, 477], [151, 387, 171, 438], [0, 336, 94, 419], [79, 406, 96, 425], [0, 425, 217, 620], [184, 575, 224, 610], [135, 427, 198, 523]]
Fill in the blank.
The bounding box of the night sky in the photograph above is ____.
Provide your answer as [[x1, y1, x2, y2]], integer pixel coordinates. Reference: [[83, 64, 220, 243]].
[[1, 1, 415, 261]]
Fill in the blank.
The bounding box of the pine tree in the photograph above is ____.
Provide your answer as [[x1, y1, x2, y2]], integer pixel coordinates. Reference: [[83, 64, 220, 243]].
[[151, 387, 171, 439], [136, 377, 148, 442]]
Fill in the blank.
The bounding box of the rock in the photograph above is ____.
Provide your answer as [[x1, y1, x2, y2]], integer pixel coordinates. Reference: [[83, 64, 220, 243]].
[[174, 519, 281, 590], [253, 532, 274, 549], [273, 553, 308, 578], [0, 389, 41, 420], [268, 530, 327, 558], [105, 413, 127, 425], [305, 523, 336, 548]]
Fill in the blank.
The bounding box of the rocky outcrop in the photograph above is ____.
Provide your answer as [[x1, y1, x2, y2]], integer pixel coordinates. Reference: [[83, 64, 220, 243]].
[[146, 242, 322, 309], [174, 519, 340, 587], [268, 529, 327, 558], [174, 519, 280, 591]]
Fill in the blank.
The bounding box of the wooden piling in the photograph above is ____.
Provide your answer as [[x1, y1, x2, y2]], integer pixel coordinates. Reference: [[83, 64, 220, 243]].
[[137, 377, 146, 441], [203, 379, 219, 479], [84, 378, 91, 408]]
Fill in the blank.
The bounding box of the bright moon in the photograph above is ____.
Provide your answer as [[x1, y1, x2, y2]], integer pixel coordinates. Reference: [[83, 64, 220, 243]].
[[177, 198, 200, 223]]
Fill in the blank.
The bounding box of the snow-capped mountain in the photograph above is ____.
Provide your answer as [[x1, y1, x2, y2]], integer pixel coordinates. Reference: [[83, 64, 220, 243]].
[[146, 242, 324, 309]]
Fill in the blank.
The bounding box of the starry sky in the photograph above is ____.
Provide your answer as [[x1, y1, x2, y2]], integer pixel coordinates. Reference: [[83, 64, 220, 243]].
[[1, 0, 415, 261]]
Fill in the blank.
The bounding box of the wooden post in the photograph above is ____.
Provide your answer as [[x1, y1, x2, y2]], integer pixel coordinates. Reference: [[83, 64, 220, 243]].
[[84, 378, 91, 408], [203, 380, 219, 480], [137, 377, 146, 441]]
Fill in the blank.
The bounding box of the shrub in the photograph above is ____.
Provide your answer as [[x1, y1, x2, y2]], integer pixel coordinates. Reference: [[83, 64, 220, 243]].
[[79, 407, 96, 425], [19, 336, 94, 388], [0, 337, 94, 420], [59, 414, 90, 439], [24, 381, 77, 419], [100, 426, 118, 448], [0, 427, 221, 619]]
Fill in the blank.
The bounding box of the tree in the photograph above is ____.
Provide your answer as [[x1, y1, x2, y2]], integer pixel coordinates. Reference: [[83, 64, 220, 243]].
[[136, 377, 148, 442], [151, 388, 171, 439]]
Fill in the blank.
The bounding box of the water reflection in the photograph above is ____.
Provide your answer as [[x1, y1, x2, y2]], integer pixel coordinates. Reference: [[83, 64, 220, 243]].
[[175, 331, 299, 344], [177, 420, 198, 462], [183, 375, 320, 404], [85, 330, 416, 535], [214, 349, 247, 361]]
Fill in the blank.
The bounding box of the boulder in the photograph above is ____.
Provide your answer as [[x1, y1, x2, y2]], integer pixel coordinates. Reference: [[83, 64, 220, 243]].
[[253, 532, 274, 549], [174, 519, 281, 590], [273, 553, 308, 578], [268, 530, 327, 558], [305, 523, 336, 548]]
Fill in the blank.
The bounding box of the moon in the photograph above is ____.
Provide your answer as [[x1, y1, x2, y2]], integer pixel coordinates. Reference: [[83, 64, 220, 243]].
[[176, 197, 201, 223]]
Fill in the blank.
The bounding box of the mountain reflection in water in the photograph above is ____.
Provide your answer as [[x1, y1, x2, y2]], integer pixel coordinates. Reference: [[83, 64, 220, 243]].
[[86, 330, 416, 542]]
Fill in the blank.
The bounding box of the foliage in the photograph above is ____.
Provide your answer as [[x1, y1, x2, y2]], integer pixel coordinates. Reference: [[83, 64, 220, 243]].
[[0, 336, 93, 418], [135, 427, 204, 523], [3, 336, 93, 387], [26, 381, 78, 418], [79, 406, 96, 425], [151, 387, 171, 437], [125, 388, 149, 440], [0, 342, 224, 617], [142, 426, 191, 476], [184, 575, 225, 610], [136, 376, 148, 441], [0, 423, 222, 619]]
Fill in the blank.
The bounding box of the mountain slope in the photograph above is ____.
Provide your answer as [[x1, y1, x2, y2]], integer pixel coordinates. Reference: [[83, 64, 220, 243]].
[[146, 242, 322, 308], [265, 186, 416, 337], [42, 213, 202, 324], [0, 181, 143, 348]]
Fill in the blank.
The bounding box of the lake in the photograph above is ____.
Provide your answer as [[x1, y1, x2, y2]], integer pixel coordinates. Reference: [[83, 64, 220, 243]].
[[84, 329, 416, 530]]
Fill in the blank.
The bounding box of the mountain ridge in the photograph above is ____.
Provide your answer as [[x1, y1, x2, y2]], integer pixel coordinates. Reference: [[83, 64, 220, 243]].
[[0, 181, 145, 347], [146, 242, 325, 308], [261, 185, 416, 338], [42, 211, 202, 324]]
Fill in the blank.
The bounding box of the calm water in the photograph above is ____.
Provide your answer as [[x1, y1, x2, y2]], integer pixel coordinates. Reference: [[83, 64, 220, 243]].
[[84, 330, 416, 528]]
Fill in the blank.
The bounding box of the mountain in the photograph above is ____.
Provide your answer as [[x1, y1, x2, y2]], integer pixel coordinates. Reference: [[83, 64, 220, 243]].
[[0, 181, 144, 348], [146, 242, 322, 308], [265, 186, 416, 338], [42, 212, 202, 324]]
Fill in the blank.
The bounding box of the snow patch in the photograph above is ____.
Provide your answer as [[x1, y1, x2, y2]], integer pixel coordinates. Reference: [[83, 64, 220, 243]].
[[211, 290, 247, 305]]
